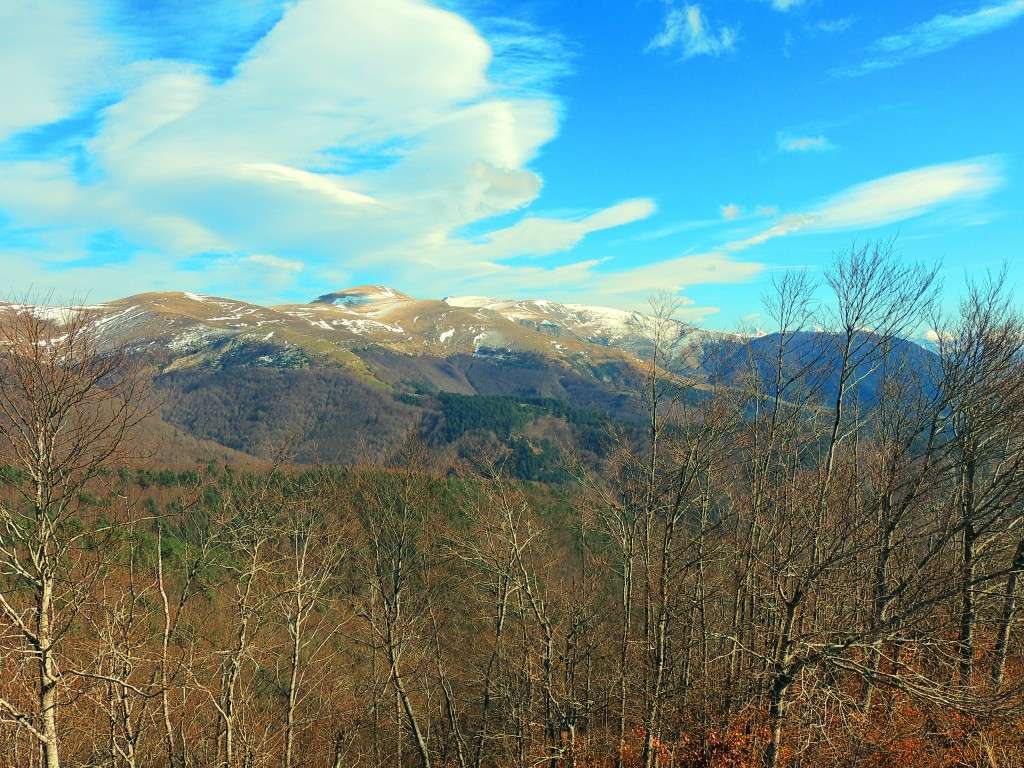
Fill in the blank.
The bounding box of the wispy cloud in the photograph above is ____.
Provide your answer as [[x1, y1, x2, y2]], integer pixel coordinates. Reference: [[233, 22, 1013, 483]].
[[805, 17, 856, 36], [841, 1, 1024, 76], [647, 5, 737, 58], [777, 134, 834, 152], [613, 217, 721, 245], [482, 16, 576, 96], [726, 158, 1002, 250], [241, 164, 380, 206]]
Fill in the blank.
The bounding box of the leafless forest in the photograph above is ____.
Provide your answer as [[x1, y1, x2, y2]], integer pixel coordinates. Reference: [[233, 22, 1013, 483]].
[[4, 245, 1024, 767]]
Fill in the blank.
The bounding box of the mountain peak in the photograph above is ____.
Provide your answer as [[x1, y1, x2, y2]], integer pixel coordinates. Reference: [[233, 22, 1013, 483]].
[[313, 286, 412, 307]]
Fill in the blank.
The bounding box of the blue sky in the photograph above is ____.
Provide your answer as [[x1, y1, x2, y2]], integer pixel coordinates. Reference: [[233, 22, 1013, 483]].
[[1, 0, 1021, 328]]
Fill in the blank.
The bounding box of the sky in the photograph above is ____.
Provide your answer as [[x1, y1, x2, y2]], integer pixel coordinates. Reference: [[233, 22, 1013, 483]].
[[1, 0, 1022, 328]]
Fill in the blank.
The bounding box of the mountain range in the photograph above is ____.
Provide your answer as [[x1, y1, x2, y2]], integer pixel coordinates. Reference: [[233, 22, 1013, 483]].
[[0, 287, 936, 472], [75, 284, 725, 369]]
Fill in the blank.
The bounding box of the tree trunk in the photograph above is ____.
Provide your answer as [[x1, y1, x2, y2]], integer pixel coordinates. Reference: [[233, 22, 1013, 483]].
[[765, 671, 793, 768], [765, 591, 800, 768], [284, 602, 302, 768], [157, 531, 181, 768], [386, 620, 431, 768], [992, 539, 1024, 686], [474, 574, 509, 768], [958, 522, 977, 687], [39, 576, 61, 768], [861, 502, 895, 712], [616, 544, 633, 768]]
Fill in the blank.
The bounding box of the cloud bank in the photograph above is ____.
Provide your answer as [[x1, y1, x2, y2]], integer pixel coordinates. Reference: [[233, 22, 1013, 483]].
[[0, 0, 663, 304]]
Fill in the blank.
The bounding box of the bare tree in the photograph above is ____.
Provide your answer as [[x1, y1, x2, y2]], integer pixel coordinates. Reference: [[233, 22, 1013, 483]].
[[936, 269, 1024, 688], [207, 470, 282, 768], [730, 243, 941, 768], [84, 533, 157, 768], [270, 470, 348, 768], [155, 499, 218, 768], [352, 440, 444, 768], [0, 298, 148, 768]]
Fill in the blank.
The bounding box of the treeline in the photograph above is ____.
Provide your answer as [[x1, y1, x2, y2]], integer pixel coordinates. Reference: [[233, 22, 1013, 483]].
[[3, 243, 1024, 768]]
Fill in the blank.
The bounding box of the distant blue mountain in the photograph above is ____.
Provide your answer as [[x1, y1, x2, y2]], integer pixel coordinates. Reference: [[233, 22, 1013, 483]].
[[701, 330, 942, 408]]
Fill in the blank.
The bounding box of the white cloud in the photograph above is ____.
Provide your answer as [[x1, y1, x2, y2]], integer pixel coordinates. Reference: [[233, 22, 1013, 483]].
[[189, 252, 311, 302], [0, 0, 838, 318], [726, 158, 1002, 250], [648, 5, 737, 58], [481, 17, 575, 96], [614, 217, 721, 245], [720, 203, 742, 220], [108, 0, 286, 76], [841, 0, 1024, 75], [777, 134, 834, 152]]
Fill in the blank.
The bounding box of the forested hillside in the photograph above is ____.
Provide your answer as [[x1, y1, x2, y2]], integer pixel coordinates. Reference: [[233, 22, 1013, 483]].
[[2, 246, 1024, 768], [155, 353, 643, 470]]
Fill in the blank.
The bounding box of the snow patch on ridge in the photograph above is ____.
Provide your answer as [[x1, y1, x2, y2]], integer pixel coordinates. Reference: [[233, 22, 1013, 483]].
[[444, 295, 498, 309], [332, 318, 405, 334], [168, 325, 224, 351]]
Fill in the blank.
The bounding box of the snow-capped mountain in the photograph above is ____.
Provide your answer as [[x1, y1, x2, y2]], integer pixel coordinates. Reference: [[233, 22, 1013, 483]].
[[2, 285, 724, 383]]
